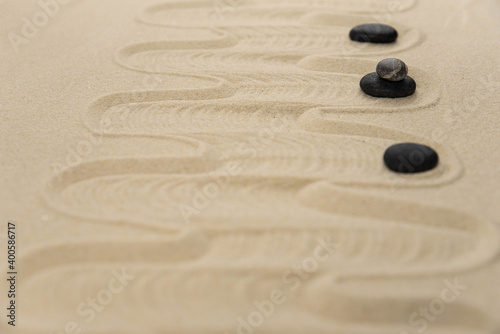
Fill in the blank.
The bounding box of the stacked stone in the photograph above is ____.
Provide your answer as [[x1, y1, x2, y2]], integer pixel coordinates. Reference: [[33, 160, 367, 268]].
[[360, 58, 416, 98]]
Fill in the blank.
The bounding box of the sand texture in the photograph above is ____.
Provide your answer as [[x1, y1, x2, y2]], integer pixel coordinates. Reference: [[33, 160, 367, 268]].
[[1, 0, 500, 333]]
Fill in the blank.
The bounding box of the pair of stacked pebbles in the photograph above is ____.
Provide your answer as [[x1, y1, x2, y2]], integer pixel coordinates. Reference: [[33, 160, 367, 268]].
[[349, 23, 438, 174], [361, 58, 416, 98]]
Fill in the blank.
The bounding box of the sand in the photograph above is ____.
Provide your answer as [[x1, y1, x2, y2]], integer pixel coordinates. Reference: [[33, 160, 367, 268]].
[[1, 0, 500, 333]]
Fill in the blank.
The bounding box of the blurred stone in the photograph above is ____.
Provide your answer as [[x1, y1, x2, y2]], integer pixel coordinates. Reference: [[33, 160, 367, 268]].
[[349, 24, 398, 43]]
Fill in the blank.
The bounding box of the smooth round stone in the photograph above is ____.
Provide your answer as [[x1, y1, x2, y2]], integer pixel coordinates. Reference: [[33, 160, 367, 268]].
[[376, 58, 408, 82], [349, 24, 398, 43], [384, 143, 439, 174], [360, 72, 416, 98]]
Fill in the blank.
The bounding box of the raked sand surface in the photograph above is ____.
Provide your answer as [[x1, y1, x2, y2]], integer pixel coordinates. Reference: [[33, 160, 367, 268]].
[[1, 0, 500, 333]]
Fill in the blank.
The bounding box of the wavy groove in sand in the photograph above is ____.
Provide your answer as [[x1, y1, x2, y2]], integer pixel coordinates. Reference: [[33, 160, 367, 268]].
[[57, 118, 463, 201], [40, 162, 498, 272], [89, 74, 440, 131], [119, 24, 422, 60], [33, 155, 499, 331], [138, 0, 418, 27], [18, 189, 500, 331], [21, 216, 484, 275], [116, 28, 423, 80], [20, 265, 495, 333]]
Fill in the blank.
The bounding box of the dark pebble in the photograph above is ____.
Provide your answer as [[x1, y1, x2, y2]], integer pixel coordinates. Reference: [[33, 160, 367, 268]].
[[360, 72, 416, 98], [384, 143, 439, 174], [349, 24, 398, 43], [376, 58, 408, 82]]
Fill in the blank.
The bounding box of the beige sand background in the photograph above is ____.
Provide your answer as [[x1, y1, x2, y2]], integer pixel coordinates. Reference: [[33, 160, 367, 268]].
[[1, 0, 500, 333]]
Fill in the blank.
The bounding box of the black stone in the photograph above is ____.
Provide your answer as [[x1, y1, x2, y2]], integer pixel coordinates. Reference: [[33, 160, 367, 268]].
[[376, 58, 408, 82], [360, 72, 416, 98], [384, 143, 439, 174], [349, 24, 398, 43]]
